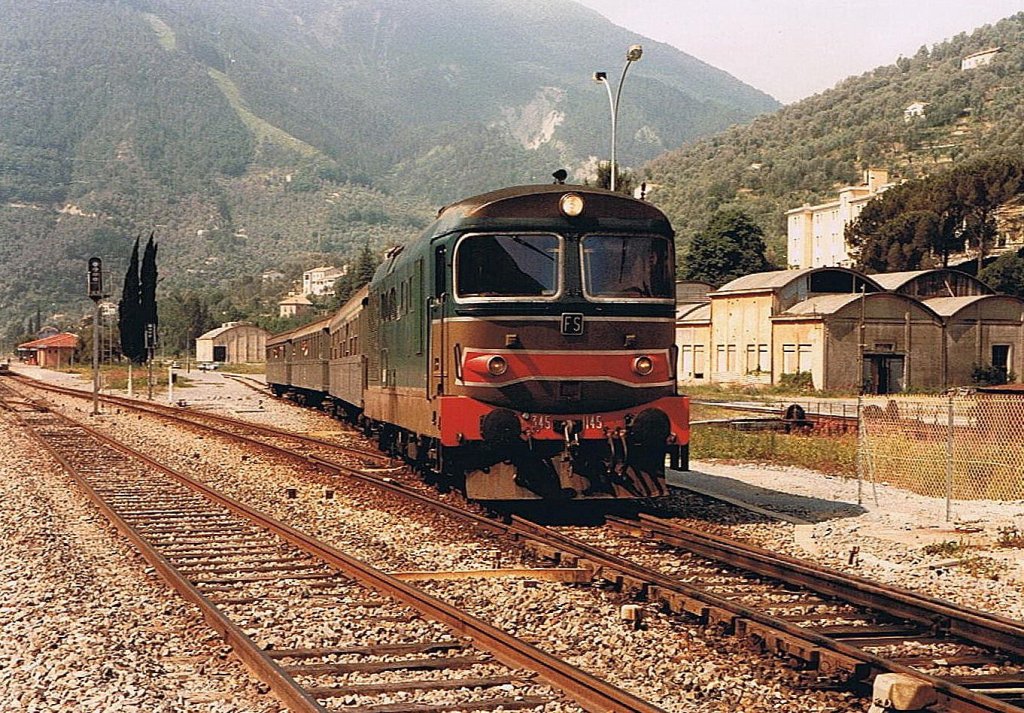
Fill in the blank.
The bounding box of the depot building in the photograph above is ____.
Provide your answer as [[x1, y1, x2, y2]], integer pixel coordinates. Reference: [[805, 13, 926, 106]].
[[195, 322, 269, 364], [676, 268, 1024, 394]]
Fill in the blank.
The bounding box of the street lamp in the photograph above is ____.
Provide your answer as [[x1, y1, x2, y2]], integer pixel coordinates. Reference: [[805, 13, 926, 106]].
[[593, 44, 643, 192]]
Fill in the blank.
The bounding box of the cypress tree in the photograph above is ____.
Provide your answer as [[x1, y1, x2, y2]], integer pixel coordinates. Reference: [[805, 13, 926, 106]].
[[118, 237, 145, 363], [140, 232, 159, 358]]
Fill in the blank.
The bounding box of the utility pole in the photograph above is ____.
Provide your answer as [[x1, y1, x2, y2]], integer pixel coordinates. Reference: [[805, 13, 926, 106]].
[[146, 323, 156, 400]]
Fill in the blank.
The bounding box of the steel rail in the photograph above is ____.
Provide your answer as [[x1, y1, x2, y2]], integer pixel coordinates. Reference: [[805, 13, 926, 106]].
[[7, 405, 329, 713], [508, 517, 1024, 713], [9, 374, 511, 534], [629, 513, 1024, 658], [5, 386, 667, 713], [10, 373, 389, 464], [12, 375, 1022, 711]]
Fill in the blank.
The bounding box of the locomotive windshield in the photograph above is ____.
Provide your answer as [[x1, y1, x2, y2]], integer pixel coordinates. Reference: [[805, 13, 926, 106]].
[[456, 233, 560, 298], [582, 235, 673, 299]]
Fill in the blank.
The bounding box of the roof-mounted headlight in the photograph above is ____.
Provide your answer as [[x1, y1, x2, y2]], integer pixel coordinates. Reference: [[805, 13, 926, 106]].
[[559, 193, 584, 217]]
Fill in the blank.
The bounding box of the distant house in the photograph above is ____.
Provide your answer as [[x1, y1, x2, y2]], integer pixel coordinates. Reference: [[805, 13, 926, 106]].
[[195, 322, 268, 364], [903, 101, 928, 121], [785, 169, 894, 269], [17, 332, 79, 368], [279, 292, 313, 318], [961, 47, 1000, 70], [302, 265, 347, 296], [261, 270, 286, 282]]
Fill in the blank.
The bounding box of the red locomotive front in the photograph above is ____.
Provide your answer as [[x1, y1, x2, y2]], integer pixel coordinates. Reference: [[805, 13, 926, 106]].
[[417, 188, 689, 500]]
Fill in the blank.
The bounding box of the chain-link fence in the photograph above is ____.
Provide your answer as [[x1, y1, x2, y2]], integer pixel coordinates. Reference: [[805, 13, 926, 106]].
[[859, 394, 1024, 517]]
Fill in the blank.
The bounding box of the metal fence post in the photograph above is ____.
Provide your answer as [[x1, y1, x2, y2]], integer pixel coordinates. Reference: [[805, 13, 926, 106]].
[[945, 396, 954, 522], [856, 396, 863, 506]]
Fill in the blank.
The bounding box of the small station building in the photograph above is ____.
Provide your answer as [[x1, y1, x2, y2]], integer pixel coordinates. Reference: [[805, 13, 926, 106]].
[[195, 322, 268, 364], [17, 332, 80, 368]]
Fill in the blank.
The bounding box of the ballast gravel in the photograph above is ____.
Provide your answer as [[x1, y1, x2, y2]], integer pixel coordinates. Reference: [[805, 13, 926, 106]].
[[0, 416, 278, 713], [7, 365, 1024, 712]]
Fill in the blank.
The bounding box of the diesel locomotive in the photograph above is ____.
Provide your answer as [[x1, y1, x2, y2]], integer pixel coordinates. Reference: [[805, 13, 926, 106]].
[[267, 183, 689, 501]]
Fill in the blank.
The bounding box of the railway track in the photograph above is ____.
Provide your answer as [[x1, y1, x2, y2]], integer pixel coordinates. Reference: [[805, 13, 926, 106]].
[[9, 373, 1024, 711], [0, 381, 664, 713], [511, 517, 1024, 713]]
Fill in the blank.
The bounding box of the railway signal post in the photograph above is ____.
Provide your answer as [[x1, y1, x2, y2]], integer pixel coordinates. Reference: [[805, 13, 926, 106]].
[[87, 257, 104, 416]]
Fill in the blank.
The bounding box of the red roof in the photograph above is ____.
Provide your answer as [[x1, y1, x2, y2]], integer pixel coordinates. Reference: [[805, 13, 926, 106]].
[[18, 332, 79, 349]]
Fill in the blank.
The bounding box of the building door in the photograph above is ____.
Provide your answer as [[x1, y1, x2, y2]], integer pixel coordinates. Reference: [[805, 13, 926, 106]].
[[992, 344, 1010, 382], [213, 345, 227, 362], [863, 354, 905, 394]]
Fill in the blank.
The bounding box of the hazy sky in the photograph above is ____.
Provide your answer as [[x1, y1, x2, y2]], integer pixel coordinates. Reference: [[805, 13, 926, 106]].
[[574, 1, 1023, 103]]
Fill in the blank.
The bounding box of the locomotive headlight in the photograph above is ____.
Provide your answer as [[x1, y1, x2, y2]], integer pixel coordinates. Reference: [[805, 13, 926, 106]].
[[632, 355, 654, 376], [559, 192, 584, 217], [487, 356, 509, 376]]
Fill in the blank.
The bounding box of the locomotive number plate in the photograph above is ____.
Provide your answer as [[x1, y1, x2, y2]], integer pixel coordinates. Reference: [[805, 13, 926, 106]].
[[560, 313, 584, 335]]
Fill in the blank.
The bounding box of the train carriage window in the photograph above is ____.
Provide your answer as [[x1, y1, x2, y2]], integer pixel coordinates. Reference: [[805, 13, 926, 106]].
[[455, 233, 560, 298], [434, 246, 446, 298], [582, 235, 673, 300]]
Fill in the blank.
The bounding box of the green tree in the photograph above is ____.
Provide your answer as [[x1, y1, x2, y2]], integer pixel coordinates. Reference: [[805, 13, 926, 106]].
[[117, 237, 145, 363], [355, 241, 380, 284], [594, 161, 636, 195], [141, 233, 158, 359], [160, 291, 217, 355], [848, 155, 1024, 272], [681, 207, 775, 286], [980, 249, 1024, 298]]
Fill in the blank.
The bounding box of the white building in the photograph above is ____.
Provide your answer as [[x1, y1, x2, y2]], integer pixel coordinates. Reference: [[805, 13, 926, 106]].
[[302, 265, 347, 296], [195, 322, 268, 364], [903, 101, 928, 121], [279, 292, 313, 318], [961, 47, 1000, 71], [785, 169, 892, 270]]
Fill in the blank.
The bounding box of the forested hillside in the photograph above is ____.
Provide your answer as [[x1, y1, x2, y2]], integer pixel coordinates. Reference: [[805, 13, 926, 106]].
[[0, 0, 776, 340], [647, 13, 1024, 266]]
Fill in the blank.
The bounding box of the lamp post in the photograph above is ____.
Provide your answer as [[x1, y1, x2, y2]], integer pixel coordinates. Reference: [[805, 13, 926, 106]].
[[593, 44, 643, 192]]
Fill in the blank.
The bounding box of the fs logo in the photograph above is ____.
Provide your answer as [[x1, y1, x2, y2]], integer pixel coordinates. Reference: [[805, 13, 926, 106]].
[[560, 313, 584, 335]]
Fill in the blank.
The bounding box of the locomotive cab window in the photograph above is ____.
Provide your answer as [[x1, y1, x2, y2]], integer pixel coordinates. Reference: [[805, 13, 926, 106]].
[[455, 233, 560, 299], [582, 235, 673, 300]]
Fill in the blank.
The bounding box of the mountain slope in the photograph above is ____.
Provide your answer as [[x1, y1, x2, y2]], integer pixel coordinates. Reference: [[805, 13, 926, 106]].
[[0, 0, 776, 336], [645, 12, 1024, 265]]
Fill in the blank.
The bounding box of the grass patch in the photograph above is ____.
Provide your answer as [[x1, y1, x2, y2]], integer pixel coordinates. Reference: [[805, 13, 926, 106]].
[[922, 540, 970, 557], [996, 527, 1024, 549], [691, 403, 755, 421], [217, 363, 266, 375], [959, 556, 1007, 581], [59, 364, 174, 391], [692, 423, 856, 476]]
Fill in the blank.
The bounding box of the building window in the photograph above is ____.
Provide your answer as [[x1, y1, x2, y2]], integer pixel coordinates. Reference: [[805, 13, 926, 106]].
[[746, 344, 757, 373], [726, 344, 737, 372], [782, 344, 797, 373], [694, 345, 705, 379], [716, 344, 726, 373], [798, 344, 813, 373]]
